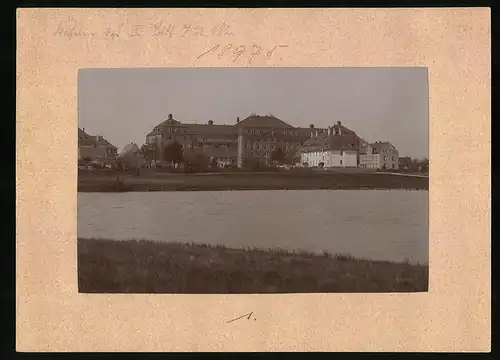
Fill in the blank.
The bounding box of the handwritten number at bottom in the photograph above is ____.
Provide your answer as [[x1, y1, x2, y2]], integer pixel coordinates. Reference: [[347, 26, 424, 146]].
[[226, 312, 256, 323]]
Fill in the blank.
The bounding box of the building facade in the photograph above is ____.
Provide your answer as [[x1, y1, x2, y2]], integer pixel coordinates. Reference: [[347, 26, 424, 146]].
[[78, 127, 118, 163], [145, 114, 400, 170], [145, 113, 315, 168], [359, 141, 399, 170], [300, 121, 362, 167]]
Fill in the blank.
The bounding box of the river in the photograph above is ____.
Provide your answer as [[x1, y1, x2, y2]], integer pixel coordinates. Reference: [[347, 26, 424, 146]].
[[77, 190, 429, 264]]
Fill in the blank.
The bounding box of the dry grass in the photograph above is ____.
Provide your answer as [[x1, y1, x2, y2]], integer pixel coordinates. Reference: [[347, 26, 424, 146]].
[[78, 238, 428, 293], [77, 171, 429, 192]]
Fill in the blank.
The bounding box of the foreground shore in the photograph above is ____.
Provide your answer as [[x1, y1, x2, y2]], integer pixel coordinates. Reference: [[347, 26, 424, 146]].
[[78, 170, 429, 192], [78, 238, 429, 293]]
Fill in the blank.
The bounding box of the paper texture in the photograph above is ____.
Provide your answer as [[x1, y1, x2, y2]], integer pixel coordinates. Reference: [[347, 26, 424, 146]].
[[16, 8, 490, 352]]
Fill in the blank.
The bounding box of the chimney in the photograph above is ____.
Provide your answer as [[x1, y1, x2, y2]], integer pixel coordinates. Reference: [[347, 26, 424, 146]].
[[168, 114, 173, 120], [237, 117, 240, 123], [337, 121, 342, 135], [82, 128, 85, 133], [208, 120, 214, 125]]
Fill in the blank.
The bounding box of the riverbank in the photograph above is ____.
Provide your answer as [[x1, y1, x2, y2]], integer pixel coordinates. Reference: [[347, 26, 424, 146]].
[[77, 238, 429, 293], [77, 170, 429, 192]]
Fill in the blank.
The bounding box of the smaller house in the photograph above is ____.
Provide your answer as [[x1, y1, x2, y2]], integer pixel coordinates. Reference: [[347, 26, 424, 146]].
[[78, 128, 118, 164], [117, 143, 147, 169], [299, 121, 361, 168], [399, 156, 412, 170], [359, 141, 399, 170]]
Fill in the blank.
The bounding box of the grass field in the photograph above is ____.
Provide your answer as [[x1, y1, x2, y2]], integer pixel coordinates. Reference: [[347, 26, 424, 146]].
[[78, 238, 429, 293], [77, 170, 429, 192]]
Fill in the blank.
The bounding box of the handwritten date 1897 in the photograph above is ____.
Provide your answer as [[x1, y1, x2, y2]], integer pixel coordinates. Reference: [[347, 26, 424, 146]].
[[197, 44, 288, 63]]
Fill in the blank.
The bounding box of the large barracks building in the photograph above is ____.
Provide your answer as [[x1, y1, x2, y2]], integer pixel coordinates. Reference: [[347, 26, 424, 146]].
[[146, 113, 317, 167], [145, 112, 399, 169]]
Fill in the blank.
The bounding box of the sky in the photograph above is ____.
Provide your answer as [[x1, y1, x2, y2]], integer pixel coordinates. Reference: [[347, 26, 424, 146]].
[[78, 67, 429, 158]]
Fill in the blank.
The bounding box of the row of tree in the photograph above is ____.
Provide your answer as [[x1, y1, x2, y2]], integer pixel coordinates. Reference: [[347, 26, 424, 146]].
[[399, 157, 429, 172], [139, 141, 293, 169]]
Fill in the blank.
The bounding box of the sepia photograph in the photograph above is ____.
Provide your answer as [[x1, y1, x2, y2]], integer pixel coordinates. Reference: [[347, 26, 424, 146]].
[[77, 67, 429, 294]]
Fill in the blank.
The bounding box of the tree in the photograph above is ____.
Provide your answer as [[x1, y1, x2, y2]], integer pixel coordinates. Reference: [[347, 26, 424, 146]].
[[420, 157, 429, 173], [270, 148, 286, 165], [318, 162, 325, 168], [210, 157, 219, 169], [163, 141, 183, 166], [140, 144, 157, 164], [195, 154, 209, 170], [243, 158, 261, 171]]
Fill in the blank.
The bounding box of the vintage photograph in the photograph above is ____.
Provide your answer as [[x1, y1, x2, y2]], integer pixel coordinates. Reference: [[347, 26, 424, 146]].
[[77, 67, 429, 294]]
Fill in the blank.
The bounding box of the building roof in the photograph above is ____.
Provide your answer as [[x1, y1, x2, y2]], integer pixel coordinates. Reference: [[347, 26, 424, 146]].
[[235, 114, 294, 129], [78, 128, 118, 149], [156, 114, 181, 127], [118, 143, 141, 158], [147, 114, 329, 141], [79, 137, 118, 149], [369, 142, 395, 153], [78, 128, 87, 138], [302, 124, 361, 151]]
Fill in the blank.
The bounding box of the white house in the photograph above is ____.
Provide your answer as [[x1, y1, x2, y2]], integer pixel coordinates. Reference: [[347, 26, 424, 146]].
[[300, 121, 361, 168], [359, 141, 399, 170], [301, 149, 358, 168]]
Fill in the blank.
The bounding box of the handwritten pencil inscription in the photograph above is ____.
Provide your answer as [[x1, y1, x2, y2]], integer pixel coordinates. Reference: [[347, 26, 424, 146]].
[[226, 312, 256, 323], [197, 44, 289, 63], [52, 20, 289, 63], [53, 19, 235, 41]]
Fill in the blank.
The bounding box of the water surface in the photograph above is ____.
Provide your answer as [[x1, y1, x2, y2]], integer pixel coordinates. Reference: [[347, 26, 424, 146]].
[[78, 190, 429, 264]]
